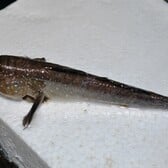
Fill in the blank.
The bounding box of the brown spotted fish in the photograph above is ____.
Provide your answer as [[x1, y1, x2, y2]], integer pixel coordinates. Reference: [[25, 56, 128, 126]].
[[0, 55, 167, 128]]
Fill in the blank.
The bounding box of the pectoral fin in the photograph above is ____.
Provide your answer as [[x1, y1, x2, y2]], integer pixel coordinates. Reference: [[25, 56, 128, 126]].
[[23, 92, 45, 128]]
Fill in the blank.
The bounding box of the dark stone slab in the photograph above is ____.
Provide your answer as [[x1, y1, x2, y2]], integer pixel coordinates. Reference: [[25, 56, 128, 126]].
[[0, 144, 18, 168], [0, 0, 17, 10]]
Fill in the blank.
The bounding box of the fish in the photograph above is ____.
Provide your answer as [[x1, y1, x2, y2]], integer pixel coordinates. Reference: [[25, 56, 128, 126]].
[[0, 55, 168, 128]]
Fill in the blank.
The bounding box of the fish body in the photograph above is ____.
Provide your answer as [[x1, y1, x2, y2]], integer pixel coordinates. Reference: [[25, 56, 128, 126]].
[[0, 55, 168, 127]]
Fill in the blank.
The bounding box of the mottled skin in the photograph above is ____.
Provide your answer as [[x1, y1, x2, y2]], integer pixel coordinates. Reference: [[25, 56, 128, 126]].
[[0, 55, 168, 128]]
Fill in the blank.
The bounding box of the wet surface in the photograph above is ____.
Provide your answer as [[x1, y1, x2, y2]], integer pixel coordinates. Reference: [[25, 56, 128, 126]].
[[0, 144, 18, 168]]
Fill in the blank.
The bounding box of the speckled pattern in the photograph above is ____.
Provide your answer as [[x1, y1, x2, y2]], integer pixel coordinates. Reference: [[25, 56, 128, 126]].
[[1, 55, 168, 108], [1, 55, 168, 127]]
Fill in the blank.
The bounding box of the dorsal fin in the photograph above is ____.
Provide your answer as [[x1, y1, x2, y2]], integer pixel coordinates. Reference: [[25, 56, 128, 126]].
[[47, 64, 88, 76]]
